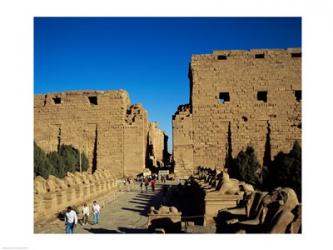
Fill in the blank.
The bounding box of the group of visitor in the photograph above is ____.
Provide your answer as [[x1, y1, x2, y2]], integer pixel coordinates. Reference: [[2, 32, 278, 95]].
[[123, 177, 133, 192], [65, 173, 171, 234], [123, 174, 166, 193], [137, 174, 159, 192], [64, 200, 101, 234]]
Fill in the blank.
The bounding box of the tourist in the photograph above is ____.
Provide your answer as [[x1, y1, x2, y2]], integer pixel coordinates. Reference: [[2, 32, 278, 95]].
[[81, 203, 89, 225], [64, 206, 78, 234], [151, 178, 156, 192], [127, 177, 131, 192], [123, 178, 127, 191], [139, 176, 144, 192], [144, 177, 149, 192], [92, 201, 101, 225]]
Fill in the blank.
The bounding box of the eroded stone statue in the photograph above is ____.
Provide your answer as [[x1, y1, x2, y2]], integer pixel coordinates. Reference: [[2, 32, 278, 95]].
[[63, 172, 78, 188], [150, 206, 180, 215], [218, 171, 240, 195], [46, 175, 62, 192], [34, 176, 47, 194]]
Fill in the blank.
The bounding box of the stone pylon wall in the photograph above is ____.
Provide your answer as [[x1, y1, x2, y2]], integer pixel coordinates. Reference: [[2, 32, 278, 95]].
[[34, 90, 148, 177], [172, 105, 193, 175], [123, 104, 148, 176], [148, 122, 167, 165], [173, 48, 301, 175]]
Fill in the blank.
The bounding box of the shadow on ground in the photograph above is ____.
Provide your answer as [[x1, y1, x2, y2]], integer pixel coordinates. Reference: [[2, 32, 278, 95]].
[[83, 228, 119, 233], [121, 186, 166, 216], [118, 227, 148, 233]]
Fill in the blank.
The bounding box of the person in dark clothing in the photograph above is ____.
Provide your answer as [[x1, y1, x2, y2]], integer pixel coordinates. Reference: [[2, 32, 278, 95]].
[[151, 178, 156, 192], [144, 177, 149, 192]]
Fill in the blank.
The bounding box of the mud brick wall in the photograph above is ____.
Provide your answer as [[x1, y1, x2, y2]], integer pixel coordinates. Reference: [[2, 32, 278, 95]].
[[34, 90, 148, 177], [173, 48, 301, 174]]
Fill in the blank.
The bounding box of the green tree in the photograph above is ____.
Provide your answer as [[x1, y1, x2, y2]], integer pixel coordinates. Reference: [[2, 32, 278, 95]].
[[231, 147, 262, 188], [58, 144, 79, 173], [34, 142, 57, 179], [80, 152, 89, 172], [47, 151, 65, 178], [266, 141, 301, 200], [58, 144, 89, 173], [34, 142, 90, 179]]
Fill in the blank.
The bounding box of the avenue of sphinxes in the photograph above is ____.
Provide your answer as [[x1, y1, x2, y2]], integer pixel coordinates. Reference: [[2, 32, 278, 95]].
[[34, 48, 301, 233]]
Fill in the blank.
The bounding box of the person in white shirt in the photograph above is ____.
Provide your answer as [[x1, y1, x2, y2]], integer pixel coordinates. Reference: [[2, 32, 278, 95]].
[[65, 206, 78, 233], [92, 201, 101, 225], [82, 203, 89, 225]]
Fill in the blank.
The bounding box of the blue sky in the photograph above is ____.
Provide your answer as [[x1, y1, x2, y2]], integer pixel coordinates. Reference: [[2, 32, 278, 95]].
[[34, 17, 301, 152]]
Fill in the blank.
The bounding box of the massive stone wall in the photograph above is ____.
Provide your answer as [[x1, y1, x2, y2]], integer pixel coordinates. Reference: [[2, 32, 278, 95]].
[[173, 48, 301, 176], [148, 122, 168, 166], [123, 104, 148, 176], [172, 105, 193, 174], [34, 90, 152, 177]]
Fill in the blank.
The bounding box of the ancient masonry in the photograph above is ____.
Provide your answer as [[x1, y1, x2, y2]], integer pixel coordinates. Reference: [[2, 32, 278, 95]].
[[173, 48, 301, 176], [147, 122, 169, 167], [34, 90, 167, 177]]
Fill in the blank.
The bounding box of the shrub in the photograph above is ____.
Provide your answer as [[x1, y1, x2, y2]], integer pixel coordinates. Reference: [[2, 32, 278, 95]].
[[230, 147, 262, 188], [80, 153, 89, 172], [47, 151, 65, 178], [34, 142, 57, 179], [34, 142, 89, 179], [58, 145, 78, 173], [266, 141, 301, 201]]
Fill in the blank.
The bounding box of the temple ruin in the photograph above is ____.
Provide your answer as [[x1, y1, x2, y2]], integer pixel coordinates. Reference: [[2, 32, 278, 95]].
[[173, 48, 301, 176], [147, 122, 169, 168], [34, 90, 168, 178], [34, 48, 302, 233]]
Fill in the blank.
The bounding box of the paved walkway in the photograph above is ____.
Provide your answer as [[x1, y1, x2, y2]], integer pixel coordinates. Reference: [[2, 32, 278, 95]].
[[35, 183, 171, 234]]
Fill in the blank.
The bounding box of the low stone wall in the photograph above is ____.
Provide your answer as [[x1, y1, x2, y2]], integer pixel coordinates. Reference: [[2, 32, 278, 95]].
[[34, 169, 118, 225], [148, 206, 182, 233], [204, 193, 242, 225]]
